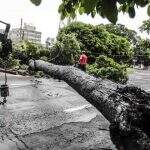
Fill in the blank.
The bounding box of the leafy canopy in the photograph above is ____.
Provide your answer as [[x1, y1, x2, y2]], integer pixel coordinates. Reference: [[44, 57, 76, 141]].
[[134, 38, 150, 65], [51, 33, 81, 65], [103, 24, 139, 45], [140, 19, 150, 34], [30, 0, 150, 23], [58, 22, 133, 64], [13, 40, 50, 64]]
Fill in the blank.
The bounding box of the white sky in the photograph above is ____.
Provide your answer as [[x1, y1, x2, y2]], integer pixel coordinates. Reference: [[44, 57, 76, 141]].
[[0, 0, 149, 43]]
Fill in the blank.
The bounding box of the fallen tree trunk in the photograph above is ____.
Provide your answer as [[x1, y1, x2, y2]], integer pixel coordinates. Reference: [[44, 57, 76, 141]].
[[29, 60, 150, 150]]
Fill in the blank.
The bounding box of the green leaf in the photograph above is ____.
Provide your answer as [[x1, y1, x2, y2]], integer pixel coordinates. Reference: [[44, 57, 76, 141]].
[[60, 11, 67, 20], [118, 0, 127, 4], [30, 0, 42, 6], [79, 7, 85, 15], [91, 10, 96, 18], [128, 7, 135, 18], [70, 11, 76, 19], [119, 4, 129, 13], [81, 0, 98, 14], [147, 5, 150, 17], [58, 4, 64, 13], [135, 0, 149, 7], [101, 0, 118, 24]]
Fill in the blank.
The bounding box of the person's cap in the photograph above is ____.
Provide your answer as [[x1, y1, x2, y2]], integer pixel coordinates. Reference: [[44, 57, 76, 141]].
[[82, 51, 85, 53]]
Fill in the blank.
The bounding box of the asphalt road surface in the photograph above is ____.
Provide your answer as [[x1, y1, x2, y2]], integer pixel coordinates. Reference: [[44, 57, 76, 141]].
[[0, 73, 116, 150], [128, 69, 150, 92]]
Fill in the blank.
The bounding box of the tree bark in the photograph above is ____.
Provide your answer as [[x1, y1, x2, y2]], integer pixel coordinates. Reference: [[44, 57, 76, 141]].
[[29, 60, 150, 150]]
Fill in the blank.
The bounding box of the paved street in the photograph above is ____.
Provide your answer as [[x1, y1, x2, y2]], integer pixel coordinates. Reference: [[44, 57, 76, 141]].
[[0, 68, 148, 150], [0, 73, 115, 150], [128, 69, 150, 92]]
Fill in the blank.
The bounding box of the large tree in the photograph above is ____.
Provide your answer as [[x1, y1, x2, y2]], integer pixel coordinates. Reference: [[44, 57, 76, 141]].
[[30, 0, 150, 23], [57, 22, 133, 64]]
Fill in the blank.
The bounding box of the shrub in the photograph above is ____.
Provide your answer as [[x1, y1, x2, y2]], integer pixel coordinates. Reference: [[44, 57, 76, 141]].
[[87, 55, 128, 84], [13, 40, 50, 63], [0, 55, 20, 69]]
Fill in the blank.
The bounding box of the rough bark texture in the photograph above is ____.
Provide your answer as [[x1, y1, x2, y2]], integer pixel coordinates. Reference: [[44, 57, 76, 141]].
[[29, 60, 150, 150]]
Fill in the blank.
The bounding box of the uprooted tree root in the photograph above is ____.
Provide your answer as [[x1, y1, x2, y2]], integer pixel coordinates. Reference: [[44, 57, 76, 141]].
[[109, 86, 150, 150], [29, 60, 150, 150]]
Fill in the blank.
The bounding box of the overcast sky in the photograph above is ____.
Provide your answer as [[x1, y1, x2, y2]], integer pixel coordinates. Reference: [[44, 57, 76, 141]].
[[0, 0, 149, 43]]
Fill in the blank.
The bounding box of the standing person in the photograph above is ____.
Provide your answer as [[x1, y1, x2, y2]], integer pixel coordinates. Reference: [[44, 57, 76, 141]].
[[79, 51, 88, 71]]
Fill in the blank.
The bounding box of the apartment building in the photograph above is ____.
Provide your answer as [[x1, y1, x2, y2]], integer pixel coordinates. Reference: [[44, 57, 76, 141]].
[[9, 23, 42, 43]]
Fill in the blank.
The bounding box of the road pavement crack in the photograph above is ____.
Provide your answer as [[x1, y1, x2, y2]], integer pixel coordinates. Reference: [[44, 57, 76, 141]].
[[8, 128, 30, 150]]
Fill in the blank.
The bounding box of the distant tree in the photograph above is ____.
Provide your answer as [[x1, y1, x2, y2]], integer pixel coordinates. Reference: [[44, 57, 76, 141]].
[[134, 38, 150, 66], [139, 19, 150, 34], [13, 40, 50, 64], [30, 0, 150, 24]]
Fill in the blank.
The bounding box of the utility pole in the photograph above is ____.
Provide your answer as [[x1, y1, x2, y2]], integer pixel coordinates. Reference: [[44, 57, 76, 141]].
[[20, 18, 24, 40]]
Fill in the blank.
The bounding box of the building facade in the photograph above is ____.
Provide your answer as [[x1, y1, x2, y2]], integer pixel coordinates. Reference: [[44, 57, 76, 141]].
[[9, 23, 42, 43]]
